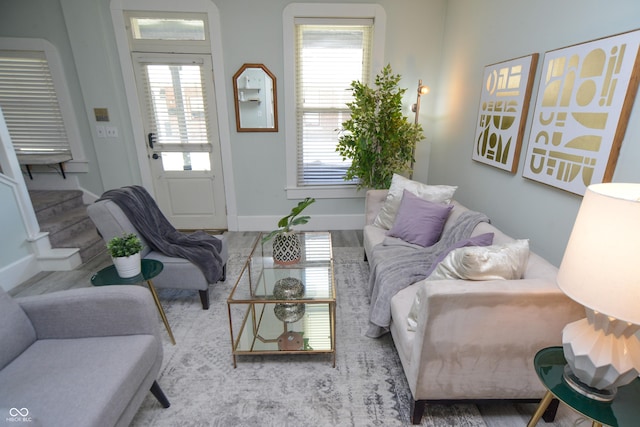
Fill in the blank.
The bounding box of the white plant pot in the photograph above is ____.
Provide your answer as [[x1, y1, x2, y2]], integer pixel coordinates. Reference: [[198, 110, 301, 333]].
[[112, 252, 141, 278]]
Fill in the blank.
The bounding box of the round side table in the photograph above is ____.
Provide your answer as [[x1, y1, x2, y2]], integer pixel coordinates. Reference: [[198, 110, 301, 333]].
[[91, 259, 175, 345], [527, 346, 640, 427]]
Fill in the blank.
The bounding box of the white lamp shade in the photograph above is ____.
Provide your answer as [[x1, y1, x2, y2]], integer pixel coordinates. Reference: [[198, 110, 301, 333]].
[[557, 183, 640, 325]]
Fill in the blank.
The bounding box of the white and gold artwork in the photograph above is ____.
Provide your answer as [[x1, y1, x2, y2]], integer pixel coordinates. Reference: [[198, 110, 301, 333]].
[[472, 54, 538, 173], [522, 29, 640, 195]]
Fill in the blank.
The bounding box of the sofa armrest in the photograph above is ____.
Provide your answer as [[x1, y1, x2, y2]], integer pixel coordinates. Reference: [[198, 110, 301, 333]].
[[365, 189, 388, 225], [17, 286, 160, 340], [407, 278, 584, 399]]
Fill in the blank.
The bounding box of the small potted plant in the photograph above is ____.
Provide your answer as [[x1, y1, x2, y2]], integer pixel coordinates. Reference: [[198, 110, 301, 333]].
[[262, 197, 315, 265], [107, 232, 143, 278]]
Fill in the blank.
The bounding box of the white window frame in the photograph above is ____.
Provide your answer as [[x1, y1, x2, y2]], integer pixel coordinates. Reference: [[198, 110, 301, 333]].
[[283, 3, 386, 199], [0, 37, 87, 172], [124, 11, 211, 54]]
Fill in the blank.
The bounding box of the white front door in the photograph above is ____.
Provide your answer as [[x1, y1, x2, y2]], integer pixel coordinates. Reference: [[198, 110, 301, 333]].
[[133, 53, 226, 230]]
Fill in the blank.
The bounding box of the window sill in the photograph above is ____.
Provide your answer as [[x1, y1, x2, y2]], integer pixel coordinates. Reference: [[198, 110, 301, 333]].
[[285, 185, 366, 200]]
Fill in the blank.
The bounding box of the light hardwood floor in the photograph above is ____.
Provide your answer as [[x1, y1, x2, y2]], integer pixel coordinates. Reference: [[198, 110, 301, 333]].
[[9, 230, 583, 426], [9, 230, 363, 298]]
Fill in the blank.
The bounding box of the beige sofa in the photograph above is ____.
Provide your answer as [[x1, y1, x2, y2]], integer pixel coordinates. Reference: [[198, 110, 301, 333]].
[[364, 189, 584, 424]]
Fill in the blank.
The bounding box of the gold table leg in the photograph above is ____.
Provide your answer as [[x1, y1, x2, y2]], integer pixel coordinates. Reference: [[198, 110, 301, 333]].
[[527, 390, 555, 427], [146, 279, 176, 345]]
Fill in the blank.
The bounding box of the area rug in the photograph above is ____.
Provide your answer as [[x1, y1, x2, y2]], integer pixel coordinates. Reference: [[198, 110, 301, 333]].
[[130, 247, 486, 427]]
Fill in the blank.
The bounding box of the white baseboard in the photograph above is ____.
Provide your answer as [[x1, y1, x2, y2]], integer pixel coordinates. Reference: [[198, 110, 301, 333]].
[[236, 214, 365, 232], [0, 254, 39, 292]]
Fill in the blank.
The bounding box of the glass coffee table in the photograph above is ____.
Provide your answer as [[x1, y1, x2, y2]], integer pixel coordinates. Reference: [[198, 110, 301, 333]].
[[227, 232, 336, 368]]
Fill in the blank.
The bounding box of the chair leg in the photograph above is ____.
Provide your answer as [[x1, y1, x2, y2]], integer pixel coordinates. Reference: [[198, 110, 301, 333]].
[[150, 381, 170, 408], [411, 400, 427, 425], [220, 263, 227, 282], [199, 290, 210, 310]]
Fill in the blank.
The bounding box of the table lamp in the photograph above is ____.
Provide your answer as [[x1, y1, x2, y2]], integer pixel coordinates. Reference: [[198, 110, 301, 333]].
[[557, 183, 640, 401]]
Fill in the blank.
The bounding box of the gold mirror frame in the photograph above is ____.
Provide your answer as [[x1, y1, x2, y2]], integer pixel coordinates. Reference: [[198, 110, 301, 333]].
[[232, 63, 278, 132]]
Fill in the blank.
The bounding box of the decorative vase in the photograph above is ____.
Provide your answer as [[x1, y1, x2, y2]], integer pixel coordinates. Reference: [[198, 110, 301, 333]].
[[112, 252, 141, 278], [273, 303, 305, 323], [272, 232, 301, 265], [273, 277, 304, 299], [273, 277, 305, 323]]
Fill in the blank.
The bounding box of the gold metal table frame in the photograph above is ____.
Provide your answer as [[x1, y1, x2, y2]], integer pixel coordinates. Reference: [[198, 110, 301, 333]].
[[227, 232, 336, 368]]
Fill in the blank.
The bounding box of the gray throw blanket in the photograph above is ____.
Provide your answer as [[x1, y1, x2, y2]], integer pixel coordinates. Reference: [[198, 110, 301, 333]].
[[98, 185, 224, 284], [367, 210, 489, 338]]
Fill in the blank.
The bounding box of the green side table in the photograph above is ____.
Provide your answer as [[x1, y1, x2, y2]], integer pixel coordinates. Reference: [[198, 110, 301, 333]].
[[527, 346, 640, 427], [91, 259, 175, 345]]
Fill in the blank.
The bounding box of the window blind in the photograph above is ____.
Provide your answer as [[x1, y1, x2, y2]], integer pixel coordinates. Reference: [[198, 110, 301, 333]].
[[0, 51, 71, 156], [295, 22, 372, 186], [139, 61, 210, 150]]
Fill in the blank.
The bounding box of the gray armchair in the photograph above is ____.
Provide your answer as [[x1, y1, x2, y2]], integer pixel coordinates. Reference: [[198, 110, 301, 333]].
[[87, 194, 228, 310], [0, 285, 169, 426]]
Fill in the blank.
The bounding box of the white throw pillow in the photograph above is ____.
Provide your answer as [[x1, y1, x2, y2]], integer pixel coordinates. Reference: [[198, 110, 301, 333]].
[[373, 174, 457, 230], [407, 239, 530, 331], [427, 239, 530, 281]]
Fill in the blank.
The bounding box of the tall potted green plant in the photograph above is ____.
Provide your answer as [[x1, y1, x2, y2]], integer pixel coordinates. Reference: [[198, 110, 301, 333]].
[[336, 64, 424, 189], [262, 197, 315, 265]]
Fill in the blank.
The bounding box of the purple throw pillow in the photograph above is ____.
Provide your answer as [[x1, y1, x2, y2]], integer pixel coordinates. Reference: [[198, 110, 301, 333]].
[[423, 232, 495, 278], [386, 190, 454, 247]]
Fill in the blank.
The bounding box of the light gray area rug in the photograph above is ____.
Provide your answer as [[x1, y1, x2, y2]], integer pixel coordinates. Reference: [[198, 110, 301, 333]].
[[131, 247, 486, 427]]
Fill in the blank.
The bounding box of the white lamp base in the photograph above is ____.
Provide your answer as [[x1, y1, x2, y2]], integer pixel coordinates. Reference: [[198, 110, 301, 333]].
[[562, 308, 640, 399]]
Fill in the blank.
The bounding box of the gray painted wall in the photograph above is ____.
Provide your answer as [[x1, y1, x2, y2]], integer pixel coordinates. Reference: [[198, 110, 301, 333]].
[[0, 0, 444, 218], [426, 0, 640, 265]]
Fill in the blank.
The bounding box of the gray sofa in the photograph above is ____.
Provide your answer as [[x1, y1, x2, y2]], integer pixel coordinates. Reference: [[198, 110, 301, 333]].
[[364, 189, 584, 424], [0, 285, 169, 426]]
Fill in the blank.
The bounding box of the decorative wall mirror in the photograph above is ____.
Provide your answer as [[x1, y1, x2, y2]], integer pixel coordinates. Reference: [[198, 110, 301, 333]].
[[232, 63, 278, 132]]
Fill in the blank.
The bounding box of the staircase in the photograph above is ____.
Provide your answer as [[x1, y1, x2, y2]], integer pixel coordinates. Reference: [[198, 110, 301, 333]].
[[29, 190, 105, 264]]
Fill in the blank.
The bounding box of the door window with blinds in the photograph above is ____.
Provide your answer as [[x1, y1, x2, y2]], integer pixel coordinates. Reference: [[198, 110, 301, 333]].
[[135, 56, 212, 172], [0, 50, 70, 158], [295, 20, 373, 186]]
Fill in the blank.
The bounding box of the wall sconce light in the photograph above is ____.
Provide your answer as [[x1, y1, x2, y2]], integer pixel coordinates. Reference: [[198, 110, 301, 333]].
[[411, 79, 430, 125], [409, 80, 429, 178]]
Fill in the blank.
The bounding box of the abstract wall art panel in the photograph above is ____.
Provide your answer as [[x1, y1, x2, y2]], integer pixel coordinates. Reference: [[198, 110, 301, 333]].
[[472, 54, 538, 173], [522, 29, 640, 195]]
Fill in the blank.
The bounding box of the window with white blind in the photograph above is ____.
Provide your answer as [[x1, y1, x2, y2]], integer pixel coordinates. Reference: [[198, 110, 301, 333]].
[[0, 51, 70, 158], [0, 38, 85, 170], [296, 22, 371, 186], [135, 58, 212, 172], [283, 4, 386, 199]]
